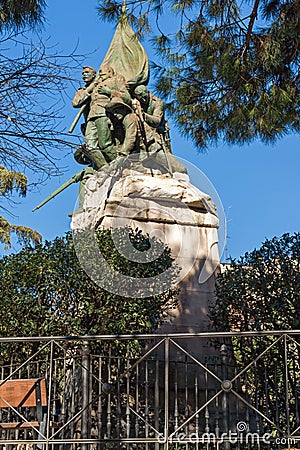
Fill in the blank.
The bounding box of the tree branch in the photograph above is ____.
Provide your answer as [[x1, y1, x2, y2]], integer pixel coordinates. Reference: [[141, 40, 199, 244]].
[[241, 0, 261, 75]]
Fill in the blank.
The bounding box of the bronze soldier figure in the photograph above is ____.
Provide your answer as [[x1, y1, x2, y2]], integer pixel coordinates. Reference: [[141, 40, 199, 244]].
[[72, 65, 130, 169]]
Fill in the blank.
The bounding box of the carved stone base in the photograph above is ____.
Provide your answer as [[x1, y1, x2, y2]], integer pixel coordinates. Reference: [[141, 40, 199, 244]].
[[71, 166, 220, 359]]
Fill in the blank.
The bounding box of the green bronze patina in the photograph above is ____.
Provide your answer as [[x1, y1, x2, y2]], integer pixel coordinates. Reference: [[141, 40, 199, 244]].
[[69, 11, 172, 168], [100, 13, 149, 89], [33, 9, 187, 213]]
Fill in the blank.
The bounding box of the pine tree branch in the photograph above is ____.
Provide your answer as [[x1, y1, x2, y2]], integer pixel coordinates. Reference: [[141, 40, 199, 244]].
[[241, 0, 261, 77]]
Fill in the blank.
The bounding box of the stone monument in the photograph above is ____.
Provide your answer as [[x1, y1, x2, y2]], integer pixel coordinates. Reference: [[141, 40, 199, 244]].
[[67, 11, 221, 361]]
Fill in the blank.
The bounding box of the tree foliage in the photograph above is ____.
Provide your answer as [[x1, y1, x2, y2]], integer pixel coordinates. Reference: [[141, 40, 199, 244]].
[[0, 1, 82, 175], [211, 232, 300, 332], [0, 166, 41, 247], [210, 233, 300, 434], [0, 229, 178, 340], [0, 0, 45, 31], [0, 31, 80, 175], [98, 0, 300, 148], [0, 1, 82, 246]]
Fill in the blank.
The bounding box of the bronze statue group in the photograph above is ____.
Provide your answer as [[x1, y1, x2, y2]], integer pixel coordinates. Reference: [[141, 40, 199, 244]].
[[33, 64, 183, 214], [72, 65, 171, 172], [32, 17, 187, 214]]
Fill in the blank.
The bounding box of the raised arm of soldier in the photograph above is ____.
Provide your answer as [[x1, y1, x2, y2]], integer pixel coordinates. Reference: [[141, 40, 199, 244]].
[[133, 85, 164, 129]]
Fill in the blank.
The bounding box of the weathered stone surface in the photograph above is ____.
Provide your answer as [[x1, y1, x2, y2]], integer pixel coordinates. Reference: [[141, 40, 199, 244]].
[[71, 168, 219, 231], [71, 166, 220, 358]]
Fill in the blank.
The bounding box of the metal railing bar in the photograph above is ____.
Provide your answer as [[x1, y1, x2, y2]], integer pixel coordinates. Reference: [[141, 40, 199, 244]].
[[1, 437, 300, 445], [284, 334, 291, 440], [291, 424, 300, 436], [170, 338, 222, 383], [0, 437, 190, 444], [286, 333, 300, 348], [116, 337, 165, 382], [168, 390, 222, 440], [0, 396, 45, 438], [164, 337, 169, 450], [46, 339, 55, 448], [0, 330, 299, 343], [230, 389, 284, 433], [127, 404, 161, 436], [0, 340, 51, 387], [230, 335, 285, 383], [49, 399, 93, 439]]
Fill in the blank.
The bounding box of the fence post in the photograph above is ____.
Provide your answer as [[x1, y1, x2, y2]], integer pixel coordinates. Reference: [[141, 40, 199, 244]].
[[81, 339, 90, 450], [164, 338, 169, 450], [220, 344, 230, 450]]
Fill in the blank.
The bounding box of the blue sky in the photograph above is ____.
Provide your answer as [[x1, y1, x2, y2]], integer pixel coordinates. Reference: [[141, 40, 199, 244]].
[[5, 0, 299, 260]]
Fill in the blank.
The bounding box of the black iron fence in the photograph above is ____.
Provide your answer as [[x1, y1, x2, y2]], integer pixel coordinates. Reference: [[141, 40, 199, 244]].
[[0, 331, 299, 449]]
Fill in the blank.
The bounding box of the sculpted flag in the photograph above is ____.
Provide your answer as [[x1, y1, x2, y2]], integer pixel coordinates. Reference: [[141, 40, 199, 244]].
[[100, 15, 149, 87]]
